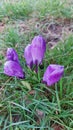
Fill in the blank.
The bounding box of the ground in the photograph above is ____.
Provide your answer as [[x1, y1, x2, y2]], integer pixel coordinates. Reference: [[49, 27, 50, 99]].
[[0, 0, 73, 130]]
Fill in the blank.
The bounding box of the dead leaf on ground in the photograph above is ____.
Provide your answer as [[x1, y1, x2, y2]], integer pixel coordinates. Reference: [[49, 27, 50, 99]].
[[36, 109, 44, 119], [21, 81, 31, 90], [52, 124, 64, 130], [29, 90, 36, 95], [0, 22, 5, 33]]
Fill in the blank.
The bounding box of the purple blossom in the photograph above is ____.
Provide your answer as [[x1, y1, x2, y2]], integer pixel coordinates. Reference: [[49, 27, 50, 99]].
[[24, 44, 33, 68], [43, 64, 64, 86], [24, 35, 46, 68], [6, 48, 19, 63], [31, 35, 46, 64], [4, 60, 24, 78]]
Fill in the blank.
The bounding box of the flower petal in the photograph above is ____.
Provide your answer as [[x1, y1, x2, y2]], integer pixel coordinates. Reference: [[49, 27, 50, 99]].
[[24, 44, 33, 68], [43, 64, 64, 86], [6, 48, 19, 63], [4, 60, 24, 78], [31, 35, 46, 64]]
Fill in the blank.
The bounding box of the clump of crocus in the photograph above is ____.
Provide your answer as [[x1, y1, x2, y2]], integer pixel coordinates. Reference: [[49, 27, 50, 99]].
[[4, 48, 24, 78], [24, 35, 46, 70], [43, 64, 64, 86], [6, 48, 19, 63]]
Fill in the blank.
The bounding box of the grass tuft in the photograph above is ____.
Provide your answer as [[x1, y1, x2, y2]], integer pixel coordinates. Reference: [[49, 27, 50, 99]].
[[0, 0, 73, 21], [0, 0, 33, 20]]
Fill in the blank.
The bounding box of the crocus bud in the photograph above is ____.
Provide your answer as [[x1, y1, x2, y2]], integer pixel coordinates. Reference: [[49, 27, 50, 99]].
[[6, 48, 19, 63], [4, 60, 24, 78], [24, 44, 33, 68], [43, 64, 64, 86], [31, 35, 46, 64]]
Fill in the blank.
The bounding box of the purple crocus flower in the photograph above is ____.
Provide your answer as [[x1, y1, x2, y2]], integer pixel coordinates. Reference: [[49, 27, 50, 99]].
[[31, 35, 46, 64], [4, 60, 24, 78], [6, 48, 19, 63], [43, 64, 64, 86], [24, 35, 46, 69], [24, 44, 33, 68]]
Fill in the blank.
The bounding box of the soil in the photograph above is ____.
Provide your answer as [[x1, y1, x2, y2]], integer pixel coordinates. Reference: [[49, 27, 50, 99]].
[[18, 17, 73, 48], [0, 17, 73, 49]]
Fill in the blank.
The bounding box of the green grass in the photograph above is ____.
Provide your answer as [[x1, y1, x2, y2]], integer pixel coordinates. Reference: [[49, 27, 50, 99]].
[[0, 0, 73, 129], [0, 0, 33, 21], [0, 33, 73, 129], [4, 27, 39, 47], [0, 0, 73, 21], [35, 0, 73, 18]]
